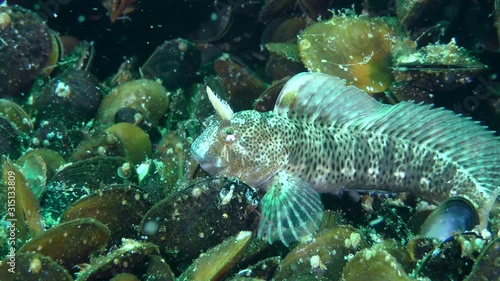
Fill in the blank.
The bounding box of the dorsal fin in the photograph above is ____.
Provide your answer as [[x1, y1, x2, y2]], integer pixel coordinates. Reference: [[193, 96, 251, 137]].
[[275, 72, 500, 199], [274, 72, 385, 126], [352, 101, 500, 196], [206, 86, 233, 121]]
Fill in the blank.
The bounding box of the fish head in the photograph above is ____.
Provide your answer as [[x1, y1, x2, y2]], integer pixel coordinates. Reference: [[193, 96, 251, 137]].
[[191, 110, 286, 188]]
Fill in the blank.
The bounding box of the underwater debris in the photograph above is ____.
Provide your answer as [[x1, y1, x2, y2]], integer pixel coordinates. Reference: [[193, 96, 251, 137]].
[[298, 15, 397, 94]]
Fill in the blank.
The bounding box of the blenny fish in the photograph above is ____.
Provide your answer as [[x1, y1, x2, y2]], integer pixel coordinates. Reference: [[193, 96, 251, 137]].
[[191, 72, 500, 246]]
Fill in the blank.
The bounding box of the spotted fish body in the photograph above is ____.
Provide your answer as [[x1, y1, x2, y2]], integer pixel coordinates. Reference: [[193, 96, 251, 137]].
[[191, 72, 500, 246]]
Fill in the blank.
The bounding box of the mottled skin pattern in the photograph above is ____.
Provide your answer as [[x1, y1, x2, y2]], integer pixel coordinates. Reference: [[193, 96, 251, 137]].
[[192, 72, 500, 245], [192, 109, 482, 206]]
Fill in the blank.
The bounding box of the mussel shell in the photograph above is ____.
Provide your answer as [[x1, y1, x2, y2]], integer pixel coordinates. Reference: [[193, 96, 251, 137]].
[[95, 79, 168, 130], [144, 255, 176, 281], [32, 69, 103, 129], [264, 43, 306, 80], [0, 6, 52, 97], [60, 185, 153, 246], [42, 156, 139, 225], [149, 131, 199, 200], [141, 38, 201, 89], [274, 226, 366, 281], [465, 235, 500, 280], [106, 123, 152, 165], [416, 232, 482, 281], [0, 99, 33, 133], [17, 148, 65, 181], [0, 252, 73, 281], [389, 81, 435, 104], [17, 218, 111, 273], [179, 231, 253, 281], [69, 131, 126, 162], [393, 41, 487, 92], [214, 54, 267, 111], [0, 116, 25, 159], [298, 0, 333, 21], [74, 239, 161, 281], [140, 177, 259, 263], [254, 77, 290, 112], [16, 152, 48, 198], [342, 248, 410, 281], [32, 120, 79, 157], [418, 197, 479, 241], [393, 67, 486, 92], [258, 0, 296, 22], [56, 39, 95, 73], [236, 256, 281, 280], [261, 18, 307, 44], [114, 107, 161, 143], [188, 1, 233, 43]]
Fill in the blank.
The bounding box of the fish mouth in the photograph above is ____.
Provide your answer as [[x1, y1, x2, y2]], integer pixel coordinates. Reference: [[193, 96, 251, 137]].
[[191, 148, 226, 175]]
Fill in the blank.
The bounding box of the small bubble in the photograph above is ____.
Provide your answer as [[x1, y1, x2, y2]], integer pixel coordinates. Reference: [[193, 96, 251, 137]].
[[143, 220, 160, 235]]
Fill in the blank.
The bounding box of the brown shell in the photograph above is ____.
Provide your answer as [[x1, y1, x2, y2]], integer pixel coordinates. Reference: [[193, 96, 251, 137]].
[[17, 218, 111, 273], [0, 252, 73, 281], [60, 185, 154, 246], [140, 177, 259, 263]]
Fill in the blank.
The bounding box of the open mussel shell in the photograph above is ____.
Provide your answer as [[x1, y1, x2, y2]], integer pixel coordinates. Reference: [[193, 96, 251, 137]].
[[60, 185, 153, 246], [179, 231, 253, 281], [16, 152, 48, 199], [465, 235, 500, 280], [0, 252, 73, 281], [418, 197, 479, 241], [274, 226, 366, 280], [42, 156, 139, 225], [17, 148, 65, 182], [17, 218, 111, 273], [0, 99, 33, 133], [74, 239, 166, 281], [56, 39, 95, 73], [140, 177, 259, 263]]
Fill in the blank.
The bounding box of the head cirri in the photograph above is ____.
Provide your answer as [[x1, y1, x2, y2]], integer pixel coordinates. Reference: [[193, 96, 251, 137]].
[[191, 87, 286, 188]]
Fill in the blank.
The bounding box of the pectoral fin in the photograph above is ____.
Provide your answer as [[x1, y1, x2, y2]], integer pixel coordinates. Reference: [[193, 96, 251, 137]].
[[257, 171, 324, 246]]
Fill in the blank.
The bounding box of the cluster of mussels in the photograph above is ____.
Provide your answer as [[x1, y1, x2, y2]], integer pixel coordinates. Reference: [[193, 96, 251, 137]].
[[0, 0, 499, 280]]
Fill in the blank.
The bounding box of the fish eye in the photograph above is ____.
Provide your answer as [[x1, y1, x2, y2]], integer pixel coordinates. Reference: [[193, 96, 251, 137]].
[[220, 126, 237, 143]]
